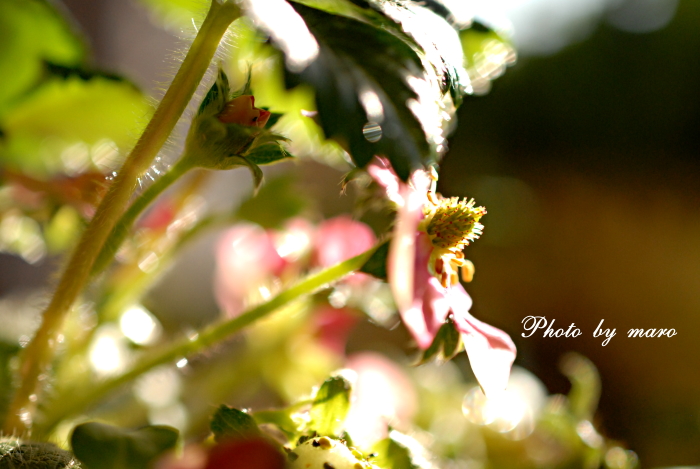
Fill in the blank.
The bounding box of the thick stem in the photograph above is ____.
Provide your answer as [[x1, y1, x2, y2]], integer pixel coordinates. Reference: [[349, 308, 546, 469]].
[[36, 245, 377, 436], [2, 0, 241, 435]]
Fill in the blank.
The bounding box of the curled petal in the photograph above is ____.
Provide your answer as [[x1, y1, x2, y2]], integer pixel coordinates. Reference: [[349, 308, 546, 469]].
[[449, 284, 516, 397]]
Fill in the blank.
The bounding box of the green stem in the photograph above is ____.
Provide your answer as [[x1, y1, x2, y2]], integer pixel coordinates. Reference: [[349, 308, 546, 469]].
[[36, 245, 378, 436], [2, 0, 241, 435], [92, 157, 195, 277]]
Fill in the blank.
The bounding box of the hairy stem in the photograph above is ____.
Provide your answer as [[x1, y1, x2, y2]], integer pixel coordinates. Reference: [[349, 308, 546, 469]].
[[91, 157, 196, 277], [2, 0, 241, 435], [36, 245, 378, 436]]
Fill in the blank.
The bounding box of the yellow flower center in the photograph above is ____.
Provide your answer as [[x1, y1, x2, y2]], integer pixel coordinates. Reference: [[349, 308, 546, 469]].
[[420, 193, 485, 288]]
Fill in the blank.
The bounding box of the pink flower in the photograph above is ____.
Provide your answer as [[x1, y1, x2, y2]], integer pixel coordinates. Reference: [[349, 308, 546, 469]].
[[312, 215, 377, 267], [368, 157, 516, 397], [214, 223, 286, 317], [344, 352, 417, 448]]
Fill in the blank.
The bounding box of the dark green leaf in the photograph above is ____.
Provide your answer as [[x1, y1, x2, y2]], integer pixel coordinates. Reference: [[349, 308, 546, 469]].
[[349, 0, 471, 104], [243, 0, 465, 180], [359, 238, 390, 279], [71, 422, 178, 469], [309, 375, 352, 437], [416, 317, 462, 364], [210, 405, 260, 443], [246, 144, 294, 165], [264, 112, 284, 129]]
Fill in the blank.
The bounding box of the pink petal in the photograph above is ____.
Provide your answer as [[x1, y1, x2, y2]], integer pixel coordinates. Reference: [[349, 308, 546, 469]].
[[312, 215, 376, 267], [398, 235, 449, 349], [449, 284, 516, 397], [214, 224, 285, 317]]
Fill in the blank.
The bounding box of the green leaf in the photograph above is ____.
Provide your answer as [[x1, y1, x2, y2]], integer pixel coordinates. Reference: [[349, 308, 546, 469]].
[[309, 375, 352, 437], [559, 352, 601, 421], [235, 174, 309, 229], [0, 0, 87, 117], [417, 317, 463, 364], [70, 422, 178, 469], [372, 434, 416, 469], [0, 76, 152, 176], [136, 0, 209, 30], [348, 0, 471, 104], [211, 405, 261, 443], [245, 143, 294, 165], [242, 0, 466, 180], [253, 409, 300, 439], [459, 20, 516, 95], [359, 238, 390, 279]]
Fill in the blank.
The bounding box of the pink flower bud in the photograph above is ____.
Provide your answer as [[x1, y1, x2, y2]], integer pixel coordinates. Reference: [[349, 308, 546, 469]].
[[218, 95, 271, 128]]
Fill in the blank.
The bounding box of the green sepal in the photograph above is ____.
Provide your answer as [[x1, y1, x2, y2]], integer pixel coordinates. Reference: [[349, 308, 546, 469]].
[[70, 422, 178, 469], [309, 375, 352, 437], [264, 112, 284, 129], [210, 405, 261, 443], [245, 143, 294, 165], [416, 316, 463, 365], [359, 238, 390, 279], [229, 155, 264, 193], [197, 67, 230, 117]]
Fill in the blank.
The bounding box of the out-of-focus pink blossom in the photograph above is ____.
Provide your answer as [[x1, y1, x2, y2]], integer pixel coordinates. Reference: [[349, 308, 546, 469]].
[[313, 215, 377, 267], [312, 215, 376, 285], [368, 157, 516, 397], [344, 352, 417, 448], [215, 223, 286, 317], [313, 305, 358, 355]]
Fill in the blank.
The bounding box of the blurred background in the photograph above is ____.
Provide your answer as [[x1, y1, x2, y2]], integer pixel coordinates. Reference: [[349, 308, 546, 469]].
[[1, 0, 699, 465]]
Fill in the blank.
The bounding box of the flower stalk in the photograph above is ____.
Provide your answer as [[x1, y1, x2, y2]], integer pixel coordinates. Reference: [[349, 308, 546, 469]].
[[2, 0, 241, 435], [35, 245, 379, 437]]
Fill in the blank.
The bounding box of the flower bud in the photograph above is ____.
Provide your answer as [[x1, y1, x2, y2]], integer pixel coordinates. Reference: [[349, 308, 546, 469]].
[[218, 95, 271, 128]]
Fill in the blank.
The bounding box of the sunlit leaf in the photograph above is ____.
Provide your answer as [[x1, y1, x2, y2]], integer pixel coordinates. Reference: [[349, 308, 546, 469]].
[[309, 375, 352, 437], [71, 422, 178, 469], [241, 0, 467, 180], [253, 409, 300, 439], [137, 0, 209, 30], [372, 430, 431, 469], [460, 21, 516, 95], [0, 76, 152, 176], [210, 405, 261, 443], [0, 0, 86, 117]]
